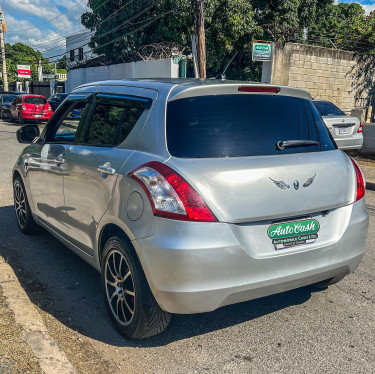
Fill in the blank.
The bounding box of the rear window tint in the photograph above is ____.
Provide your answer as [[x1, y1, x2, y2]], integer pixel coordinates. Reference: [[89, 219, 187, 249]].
[[3, 95, 16, 103], [24, 97, 47, 105], [167, 95, 336, 158], [313, 101, 345, 116]]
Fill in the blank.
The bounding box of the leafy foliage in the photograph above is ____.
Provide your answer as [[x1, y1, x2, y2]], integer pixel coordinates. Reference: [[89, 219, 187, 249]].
[[2, 43, 53, 83], [80, 0, 373, 80], [81, 0, 262, 79], [308, 2, 365, 49]]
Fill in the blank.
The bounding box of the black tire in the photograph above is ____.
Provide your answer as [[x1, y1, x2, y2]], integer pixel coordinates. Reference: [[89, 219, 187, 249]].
[[18, 115, 24, 125], [101, 235, 171, 339], [312, 274, 346, 289], [0, 109, 3, 120], [13, 176, 40, 234], [10, 113, 14, 122]]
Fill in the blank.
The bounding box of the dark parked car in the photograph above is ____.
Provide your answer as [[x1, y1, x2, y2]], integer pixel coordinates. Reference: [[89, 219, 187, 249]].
[[0, 94, 17, 119], [48, 93, 69, 112], [0, 91, 25, 95]]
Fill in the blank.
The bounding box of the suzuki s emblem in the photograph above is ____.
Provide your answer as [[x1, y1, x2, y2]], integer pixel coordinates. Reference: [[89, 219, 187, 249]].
[[293, 180, 299, 190]]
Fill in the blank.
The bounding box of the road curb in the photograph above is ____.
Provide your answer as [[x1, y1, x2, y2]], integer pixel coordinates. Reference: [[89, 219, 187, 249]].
[[0, 256, 77, 374]]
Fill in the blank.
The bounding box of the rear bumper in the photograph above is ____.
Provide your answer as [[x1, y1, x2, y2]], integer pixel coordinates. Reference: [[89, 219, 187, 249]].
[[335, 134, 363, 150], [21, 112, 51, 120], [133, 199, 368, 314]]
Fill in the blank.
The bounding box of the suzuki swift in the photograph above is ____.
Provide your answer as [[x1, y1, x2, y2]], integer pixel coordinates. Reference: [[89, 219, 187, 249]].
[[13, 79, 368, 339]]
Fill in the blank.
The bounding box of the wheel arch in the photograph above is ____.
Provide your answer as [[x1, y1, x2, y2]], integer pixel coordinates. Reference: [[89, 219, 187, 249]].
[[98, 223, 141, 268], [13, 169, 22, 183]]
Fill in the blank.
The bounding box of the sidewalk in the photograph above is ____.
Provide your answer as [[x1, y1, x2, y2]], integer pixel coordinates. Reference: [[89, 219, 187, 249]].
[[0, 256, 76, 374]]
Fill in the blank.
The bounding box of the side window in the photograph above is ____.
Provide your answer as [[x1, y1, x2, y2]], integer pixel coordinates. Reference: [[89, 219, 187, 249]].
[[118, 107, 144, 144], [85, 104, 125, 145], [54, 101, 89, 142], [83, 97, 148, 146]]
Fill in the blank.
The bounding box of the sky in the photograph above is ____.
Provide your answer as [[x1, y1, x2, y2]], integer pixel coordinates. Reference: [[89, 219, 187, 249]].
[[1, 0, 375, 61], [1, 0, 90, 60]]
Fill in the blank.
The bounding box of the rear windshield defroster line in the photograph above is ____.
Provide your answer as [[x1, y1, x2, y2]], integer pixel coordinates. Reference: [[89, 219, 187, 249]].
[[166, 95, 336, 158]]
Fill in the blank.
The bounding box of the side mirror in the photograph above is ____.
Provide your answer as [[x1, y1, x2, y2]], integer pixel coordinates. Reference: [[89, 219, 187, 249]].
[[16, 124, 40, 144]]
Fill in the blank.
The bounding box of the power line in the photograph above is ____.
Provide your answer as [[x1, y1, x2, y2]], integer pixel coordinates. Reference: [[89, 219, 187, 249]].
[[6, 0, 86, 33], [37, 0, 139, 53], [48, 6, 180, 63], [9, 0, 139, 54]]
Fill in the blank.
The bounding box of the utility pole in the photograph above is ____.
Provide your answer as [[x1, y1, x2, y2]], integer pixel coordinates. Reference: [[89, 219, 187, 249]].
[[0, 5, 8, 91], [191, 0, 206, 79]]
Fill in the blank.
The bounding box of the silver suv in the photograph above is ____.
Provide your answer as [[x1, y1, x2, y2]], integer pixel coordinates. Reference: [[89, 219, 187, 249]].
[[13, 79, 368, 339]]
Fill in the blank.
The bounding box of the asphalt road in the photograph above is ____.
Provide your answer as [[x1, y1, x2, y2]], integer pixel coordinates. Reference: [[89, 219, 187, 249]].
[[0, 119, 374, 374]]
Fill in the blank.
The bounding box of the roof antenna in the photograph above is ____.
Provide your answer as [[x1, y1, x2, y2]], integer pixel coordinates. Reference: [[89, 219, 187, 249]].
[[313, 93, 319, 100], [216, 52, 238, 80]]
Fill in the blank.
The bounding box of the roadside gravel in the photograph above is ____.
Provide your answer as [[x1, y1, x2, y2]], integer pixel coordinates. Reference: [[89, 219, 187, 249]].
[[0, 285, 41, 374]]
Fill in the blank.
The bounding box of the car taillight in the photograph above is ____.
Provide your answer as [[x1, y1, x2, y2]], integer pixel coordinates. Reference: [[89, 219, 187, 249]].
[[238, 86, 280, 94], [349, 157, 365, 201], [22, 106, 26, 110], [357, 122, 363, 133], [48, 105, 52, 111], [128, 161, 217, 222]]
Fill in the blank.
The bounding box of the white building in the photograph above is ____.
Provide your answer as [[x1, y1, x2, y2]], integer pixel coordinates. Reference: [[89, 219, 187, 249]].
[[66, 31, 97, 69]]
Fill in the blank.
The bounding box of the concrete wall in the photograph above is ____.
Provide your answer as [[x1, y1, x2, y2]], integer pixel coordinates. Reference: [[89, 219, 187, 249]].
[[271, 43, 359, 113], [66, 58, 179, 92]]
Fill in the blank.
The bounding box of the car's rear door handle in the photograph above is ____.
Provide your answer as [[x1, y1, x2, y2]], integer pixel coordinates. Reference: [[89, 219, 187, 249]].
[[98, 163, 115, 176]]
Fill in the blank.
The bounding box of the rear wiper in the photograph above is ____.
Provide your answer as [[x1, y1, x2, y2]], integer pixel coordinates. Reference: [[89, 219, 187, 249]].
[[275, 140, 319, 151]]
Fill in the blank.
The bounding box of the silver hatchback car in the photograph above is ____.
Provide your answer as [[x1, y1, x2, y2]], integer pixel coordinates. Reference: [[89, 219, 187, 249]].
[[13, 79, 368, 339], [312, 100, 363, 151]]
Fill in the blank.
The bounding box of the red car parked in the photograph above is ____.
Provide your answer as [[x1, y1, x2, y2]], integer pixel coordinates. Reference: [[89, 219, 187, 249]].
[[10, 95, 52, 124]]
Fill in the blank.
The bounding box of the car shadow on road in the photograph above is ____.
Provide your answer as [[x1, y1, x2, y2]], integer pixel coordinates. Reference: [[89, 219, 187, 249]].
[[0, 205, 320, 348]]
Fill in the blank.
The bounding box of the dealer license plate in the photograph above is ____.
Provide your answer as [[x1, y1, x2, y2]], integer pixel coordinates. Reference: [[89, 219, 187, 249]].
[[339, 127, 349, 135], [34, 114, 41, 118], [267, 218, 320, 250]]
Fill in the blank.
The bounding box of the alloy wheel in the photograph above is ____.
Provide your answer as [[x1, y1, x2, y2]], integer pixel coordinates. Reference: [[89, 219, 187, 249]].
[[104, 249, 136, 326], [14, 181, 27, 229]]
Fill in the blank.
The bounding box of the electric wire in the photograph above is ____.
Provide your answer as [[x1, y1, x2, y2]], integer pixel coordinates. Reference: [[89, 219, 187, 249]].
[[6, 0, 86, 33]]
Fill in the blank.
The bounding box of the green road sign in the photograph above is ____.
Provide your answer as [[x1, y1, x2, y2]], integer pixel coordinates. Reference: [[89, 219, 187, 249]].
[[252, 42, 272, 61]]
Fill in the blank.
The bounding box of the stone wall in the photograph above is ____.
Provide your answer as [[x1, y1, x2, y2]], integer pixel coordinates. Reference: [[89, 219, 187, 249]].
[[271, 43, 358, 113]]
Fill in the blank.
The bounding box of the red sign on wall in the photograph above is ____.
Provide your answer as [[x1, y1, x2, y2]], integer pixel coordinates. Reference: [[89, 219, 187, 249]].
[[17, 65, 31, 78]]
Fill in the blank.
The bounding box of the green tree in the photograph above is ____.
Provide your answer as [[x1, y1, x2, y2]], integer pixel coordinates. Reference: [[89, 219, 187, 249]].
[[308, 2, 365, 49], [81, 0, 262, 79], [56, 55, 67, 71], [252, 0, 334, 43], [1, 43, 53, 83]]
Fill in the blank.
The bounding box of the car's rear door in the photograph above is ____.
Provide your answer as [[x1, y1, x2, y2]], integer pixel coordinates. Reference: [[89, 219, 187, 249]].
[[63, 87, 155, 255]]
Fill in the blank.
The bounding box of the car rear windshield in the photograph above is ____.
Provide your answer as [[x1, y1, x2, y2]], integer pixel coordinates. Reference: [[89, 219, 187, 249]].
[[313, 101, 345, 116], [3, 95, 16, 103], [167, 95, 336, 158], [24, 97, 47, 105]]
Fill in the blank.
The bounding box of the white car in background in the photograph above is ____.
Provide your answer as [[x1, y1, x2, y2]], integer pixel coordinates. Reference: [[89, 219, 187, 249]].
[[313, 100, 363, 151]]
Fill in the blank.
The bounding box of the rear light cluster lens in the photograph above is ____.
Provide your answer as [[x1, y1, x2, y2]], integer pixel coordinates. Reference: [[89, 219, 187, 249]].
[[349, 157, 365, 201], [357, 122, 363, 133], [128, 161, 217, 222]]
